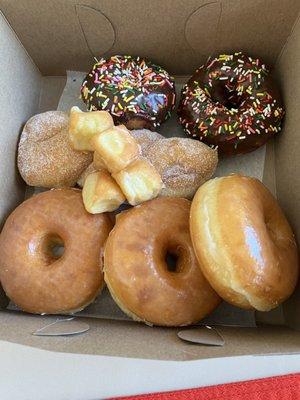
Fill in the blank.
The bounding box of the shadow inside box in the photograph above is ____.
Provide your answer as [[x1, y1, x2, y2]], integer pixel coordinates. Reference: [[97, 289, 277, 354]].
[[7, 287, 255, 327], [80, 288, 256, 327]]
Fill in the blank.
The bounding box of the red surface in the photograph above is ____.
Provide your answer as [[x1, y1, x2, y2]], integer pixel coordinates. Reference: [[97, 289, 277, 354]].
[[111, 373, 300, 400]]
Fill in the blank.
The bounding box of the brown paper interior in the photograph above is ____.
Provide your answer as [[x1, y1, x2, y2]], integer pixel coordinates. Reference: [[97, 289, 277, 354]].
[[273, 15, 300, 330], [0, 1, 299, 359], [0, 311, 299, 360], [0, 0, 299, 75]]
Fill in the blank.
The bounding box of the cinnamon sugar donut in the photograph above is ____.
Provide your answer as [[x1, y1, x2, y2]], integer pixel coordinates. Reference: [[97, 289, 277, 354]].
[[129, 129, 164, 154], [190, 175, 299, 311], [18, 111, 92, 188], [146, 138, 218, 198], [104, 197, 220, 326], [0, 189, 112, 314]]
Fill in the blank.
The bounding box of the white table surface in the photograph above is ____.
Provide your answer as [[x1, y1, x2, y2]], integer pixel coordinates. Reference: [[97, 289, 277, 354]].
[[0, 340, 299, 400]]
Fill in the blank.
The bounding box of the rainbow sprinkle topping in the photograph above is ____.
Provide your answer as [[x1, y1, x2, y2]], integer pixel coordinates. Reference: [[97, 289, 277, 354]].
[[178, 52, 285, 155], [81, 55, 176, 128]]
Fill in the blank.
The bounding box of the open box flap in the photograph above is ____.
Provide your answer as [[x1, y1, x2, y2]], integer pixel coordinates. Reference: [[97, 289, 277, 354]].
[[0, 311, 299, 360], [274, 16, 300, 330], [0, 0, 300, 75]]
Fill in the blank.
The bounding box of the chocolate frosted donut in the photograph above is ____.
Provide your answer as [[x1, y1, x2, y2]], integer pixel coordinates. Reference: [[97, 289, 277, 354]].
[[178, 52, 285, 156], [81, 55, 176, 130]]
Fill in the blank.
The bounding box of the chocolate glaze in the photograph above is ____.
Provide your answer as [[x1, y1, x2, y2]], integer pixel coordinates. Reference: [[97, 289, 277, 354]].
[[81, 55, 176, 130], [178, 52, 285, 156]]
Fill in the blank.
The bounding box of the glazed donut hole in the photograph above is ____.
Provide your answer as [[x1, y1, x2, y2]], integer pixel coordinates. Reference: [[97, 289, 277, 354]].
[[69, 106, 114, 151], [91, 125, 140, 173]]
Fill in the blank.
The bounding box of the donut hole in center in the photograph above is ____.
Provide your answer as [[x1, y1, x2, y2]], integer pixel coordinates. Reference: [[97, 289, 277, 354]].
[[164, 247, 183, 273], [210, 84, 241, 110], [43, 234, 65, 262]]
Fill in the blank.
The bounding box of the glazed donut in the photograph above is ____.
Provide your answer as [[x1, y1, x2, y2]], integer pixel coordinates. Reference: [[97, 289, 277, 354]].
[[146, 138, 218, 198], [81, 55, 176, 130], [190, 175, 299, 311], [178, 52, 285, 155], [104, 197, 220, 326], [0, 189, 112, 314], [18, 111, 92, 187], [129, 129, 164, 154]]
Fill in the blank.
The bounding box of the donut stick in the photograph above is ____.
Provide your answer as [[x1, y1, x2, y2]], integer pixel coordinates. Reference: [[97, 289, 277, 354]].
[[113, 159, 163, 206], [82, 170, 125, 213], [69, 106, 114, 151], [91, 125, 140, 173]]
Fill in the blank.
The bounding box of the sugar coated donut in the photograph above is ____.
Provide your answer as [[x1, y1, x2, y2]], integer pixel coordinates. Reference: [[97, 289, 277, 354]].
[[178, 52, 285, 155], [146, 138, 218, 198], [190, 175, 299, 311], [18, 111, 92, 187], [129, 129, 164, 154], [104, 197, 220, 326], [0, 189, 112, 314], [81, 55, 176, 130]]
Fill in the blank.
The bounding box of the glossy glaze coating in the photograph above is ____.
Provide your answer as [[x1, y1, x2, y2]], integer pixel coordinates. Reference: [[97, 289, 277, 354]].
[[178, 52, 285, 156], [0, 189, 112, 314], [190, 175, 299, 311], [81, 55, 176, 130], [104, 197, 220, 326]]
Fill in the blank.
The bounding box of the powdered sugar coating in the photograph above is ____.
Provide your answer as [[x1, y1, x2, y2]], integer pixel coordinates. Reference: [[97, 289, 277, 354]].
[[129, 129, 164, 154], [18, 111, 92, 188], [146, 138, 218, 198]]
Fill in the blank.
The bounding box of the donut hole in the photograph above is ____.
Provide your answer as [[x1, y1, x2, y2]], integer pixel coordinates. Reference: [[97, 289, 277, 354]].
[[210, 84, 240, 110], [164, 246, 185, 273], [43, 234, 65, 262], [165, 251, 179, 272]]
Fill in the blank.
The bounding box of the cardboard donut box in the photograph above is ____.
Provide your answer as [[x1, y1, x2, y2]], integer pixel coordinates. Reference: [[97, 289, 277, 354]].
[[0, 0, 299, 361]]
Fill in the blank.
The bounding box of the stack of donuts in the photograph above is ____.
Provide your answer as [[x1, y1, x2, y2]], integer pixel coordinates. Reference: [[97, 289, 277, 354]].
[[0, 53, 298, 327]]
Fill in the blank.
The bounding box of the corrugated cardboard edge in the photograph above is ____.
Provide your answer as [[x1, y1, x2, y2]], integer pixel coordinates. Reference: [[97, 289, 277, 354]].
[[273, 14, 300, 330], [0, 12, 42, 308]]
